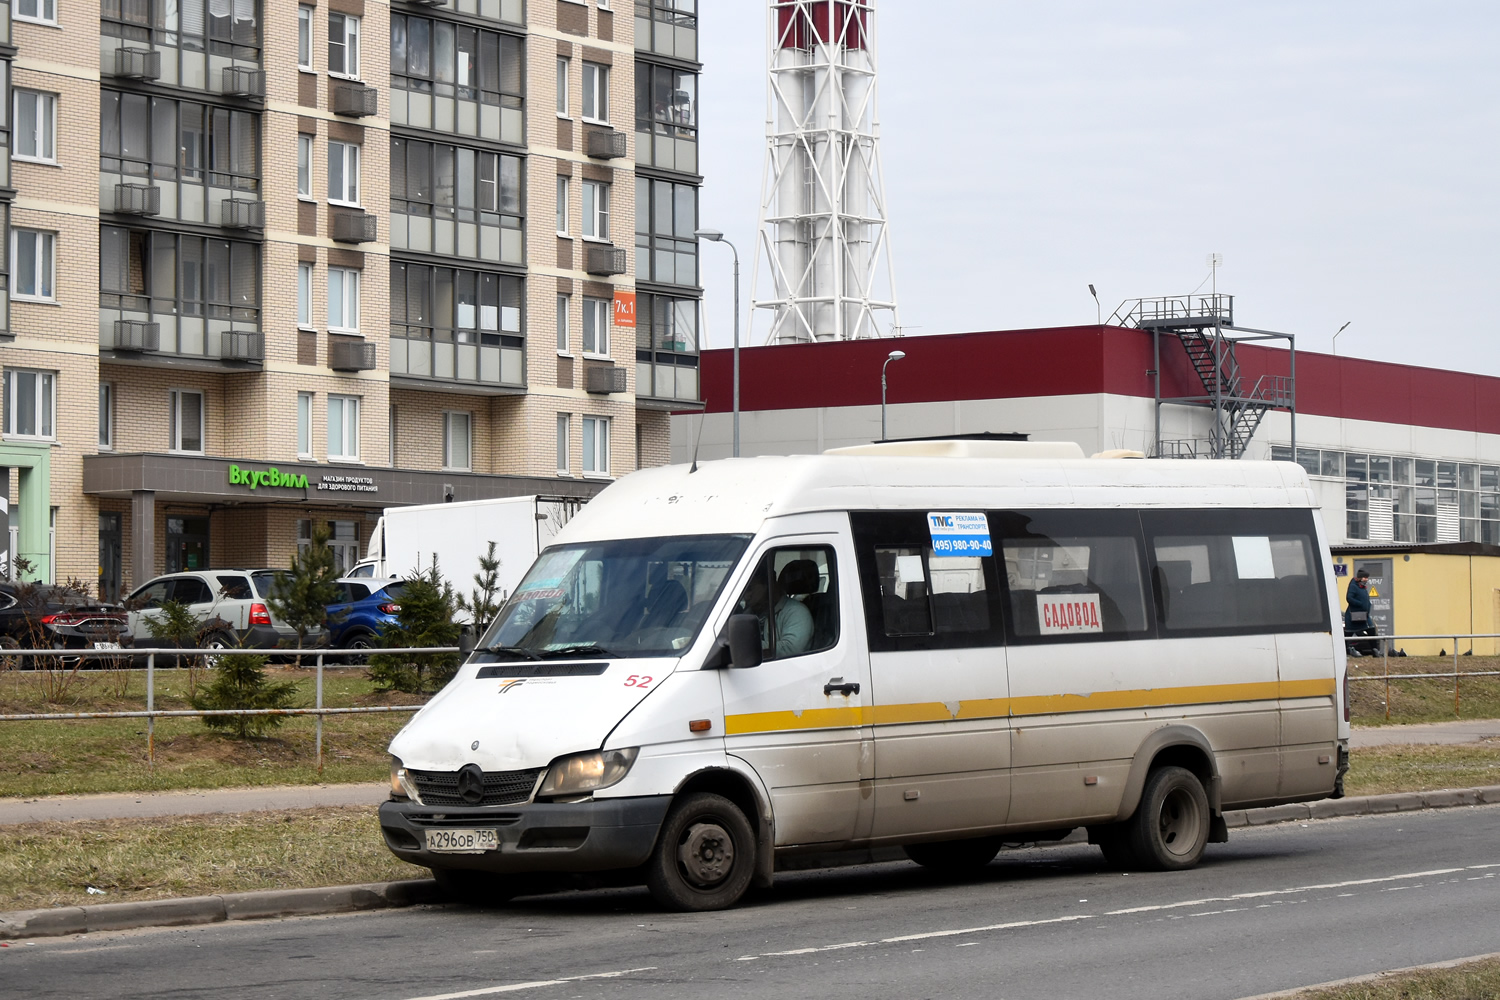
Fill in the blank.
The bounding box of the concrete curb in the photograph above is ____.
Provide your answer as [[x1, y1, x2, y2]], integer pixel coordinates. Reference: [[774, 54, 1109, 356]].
[[3, 785, 1497, 943], [0, 879, 442, 942]]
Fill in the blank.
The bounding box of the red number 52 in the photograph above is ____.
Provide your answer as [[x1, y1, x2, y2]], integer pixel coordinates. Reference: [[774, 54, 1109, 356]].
[[624, 675, 653, 688]]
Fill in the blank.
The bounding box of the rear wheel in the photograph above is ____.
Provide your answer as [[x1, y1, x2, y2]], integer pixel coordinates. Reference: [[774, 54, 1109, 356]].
[[645, 792, 756, 911], [340, 630, 375, 651], [1121, 766, 1210, 871], [0, 635, 19, 670], [202, 631, 236, 669], [903, 836, 1004, 873]]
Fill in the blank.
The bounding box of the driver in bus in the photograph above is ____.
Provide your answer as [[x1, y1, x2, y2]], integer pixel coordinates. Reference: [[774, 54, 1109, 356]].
[[738, 563, 813, 658]]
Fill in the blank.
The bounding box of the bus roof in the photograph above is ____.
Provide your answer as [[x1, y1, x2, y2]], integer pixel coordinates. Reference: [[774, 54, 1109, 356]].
[[556, 451, 1318, 545]]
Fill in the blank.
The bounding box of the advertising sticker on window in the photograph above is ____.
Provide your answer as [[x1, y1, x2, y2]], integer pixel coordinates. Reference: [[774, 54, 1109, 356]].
[[1036, 593, 1103, 635], [926, 512, 992, 556]]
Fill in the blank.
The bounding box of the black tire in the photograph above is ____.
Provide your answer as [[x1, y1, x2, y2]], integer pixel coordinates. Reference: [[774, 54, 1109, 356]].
[[1121, 766, 1210, 871], [340, 630, 375, 651], [0, 635, 20, 670], [645, 792, 756, 912], [903, 836, 1004, 872], [202, 631, 236, 669], [430, 866, 524, 905]]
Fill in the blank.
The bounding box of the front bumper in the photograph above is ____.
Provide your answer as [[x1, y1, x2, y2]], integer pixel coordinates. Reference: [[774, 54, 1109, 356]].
[[378, 795, 672, 874]]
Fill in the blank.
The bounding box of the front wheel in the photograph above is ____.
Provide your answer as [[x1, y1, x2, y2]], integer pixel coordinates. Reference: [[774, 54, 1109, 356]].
[[1122, 766, 1210, 871], [645, 793, 756, 912]]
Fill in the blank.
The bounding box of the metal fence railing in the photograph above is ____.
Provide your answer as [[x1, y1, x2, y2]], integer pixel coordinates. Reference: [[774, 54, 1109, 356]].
[[0, 646, 460, 771], [1344, 633, 1500, 719]]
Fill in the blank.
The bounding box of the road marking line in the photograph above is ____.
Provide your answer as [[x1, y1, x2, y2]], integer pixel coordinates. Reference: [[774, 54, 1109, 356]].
[[1106, 867, 1470, 915], [399, 967, 657, 1000], [881, 914, 1092, 944]]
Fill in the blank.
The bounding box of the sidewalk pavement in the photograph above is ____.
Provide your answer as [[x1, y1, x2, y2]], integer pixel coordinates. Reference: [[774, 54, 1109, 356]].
[[1, 719, 1494, 826]]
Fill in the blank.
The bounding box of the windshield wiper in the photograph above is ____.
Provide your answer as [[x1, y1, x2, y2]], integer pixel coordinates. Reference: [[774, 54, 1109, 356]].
[[537, 644, 615, 660], [483, 645, 542, 660]]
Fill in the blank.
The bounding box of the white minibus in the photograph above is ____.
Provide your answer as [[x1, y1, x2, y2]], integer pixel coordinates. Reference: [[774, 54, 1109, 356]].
[[380, 441, 1349, 911]]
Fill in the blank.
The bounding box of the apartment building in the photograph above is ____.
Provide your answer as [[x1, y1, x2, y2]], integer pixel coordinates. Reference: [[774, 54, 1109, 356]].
[[0, 0, 703, 598]]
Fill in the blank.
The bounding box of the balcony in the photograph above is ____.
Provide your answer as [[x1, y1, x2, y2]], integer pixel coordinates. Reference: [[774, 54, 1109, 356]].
[[112, 320, 160, 352], [332, 81, 378, 117], [221, 66, 266, 98], [331, 208, 377, 243], [114, 183, 161, 217], [329, 339, 377, 371], [115, 47, 161, 80], [221, 198, 265, 229], [585, 245, 627, 276], [585, 127, 627, 160], [586, 364, 627, 394]]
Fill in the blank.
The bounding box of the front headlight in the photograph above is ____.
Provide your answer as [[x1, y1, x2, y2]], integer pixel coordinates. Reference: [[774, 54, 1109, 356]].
[[389, 756, 421, 803], [537, 748, 639, 799]]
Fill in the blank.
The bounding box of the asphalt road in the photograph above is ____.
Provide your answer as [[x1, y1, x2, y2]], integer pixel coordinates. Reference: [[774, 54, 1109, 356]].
[[5, 805, 1498, 1000]]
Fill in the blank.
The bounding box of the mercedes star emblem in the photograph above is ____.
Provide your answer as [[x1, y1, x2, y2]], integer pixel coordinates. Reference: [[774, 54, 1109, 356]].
[[456, 763, 486, 805]]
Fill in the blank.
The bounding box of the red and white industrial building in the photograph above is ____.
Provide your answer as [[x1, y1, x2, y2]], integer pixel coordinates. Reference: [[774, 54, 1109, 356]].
[[668, 319, 1500, 550]]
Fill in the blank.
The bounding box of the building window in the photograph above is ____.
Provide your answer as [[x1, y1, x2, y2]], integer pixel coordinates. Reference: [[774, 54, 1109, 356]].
[[297, 392, 313, 457], [581, 62, 609, 123], [637, 0, 697, 60], [298, 6, 314, 70], [443, 411, 472, 471], [4, 369, 55, 440], [390, 15, 524, 110], [102, 92, 261, 201], [297, 262, 313, 328], [328, 268, 360, 333], [99, 383, 113, 449], [635, 177, 698, 286], [582, 180, 609, 240], [635, 62, 697, 142], [101, 0, 260, 61], [389, 138, 522, 233], [14, 90, 57, 164], [101, 227, 260, 330], [556, 293, 570, 353], [329, 12, 360, 78], [328, 141, 360, 205], [556, 175, 568, 235], [636, 293, 700, 401], [556, 57, 569, 116], [582, 416, 609, 475], [583, 296, 609, 356], [15, 0, 56, 26], [297, 135, 313, 198], [328, 395, 360, 460], [169, 388, 204, 454], [390, 263, 525, 375], [556, 414, 570, 474], [12, 230, 55, 301]]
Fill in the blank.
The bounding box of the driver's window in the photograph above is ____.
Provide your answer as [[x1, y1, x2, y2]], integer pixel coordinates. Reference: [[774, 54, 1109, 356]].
[[133, 581, 171, 609], [732, 546, 838, 661]]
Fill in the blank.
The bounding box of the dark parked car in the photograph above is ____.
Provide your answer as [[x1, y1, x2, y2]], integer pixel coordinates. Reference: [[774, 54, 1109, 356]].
[[0, 581, 128, 659], [325, 578, 405, 649]]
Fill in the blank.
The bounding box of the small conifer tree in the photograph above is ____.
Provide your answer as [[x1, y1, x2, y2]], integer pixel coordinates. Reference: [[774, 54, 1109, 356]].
[[191, 650, 299, 738], [457, 540, 504, 633], [367, 557, 461, 693], [267, 522, 342, 649]]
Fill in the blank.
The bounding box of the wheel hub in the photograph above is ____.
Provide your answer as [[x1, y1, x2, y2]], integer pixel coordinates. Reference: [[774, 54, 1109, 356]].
[[1157, 787, 1201, 857], [678, 821, 734, 887]]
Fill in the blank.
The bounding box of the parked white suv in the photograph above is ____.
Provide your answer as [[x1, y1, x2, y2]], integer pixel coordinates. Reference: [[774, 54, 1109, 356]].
[[125, 569, 321, 651]]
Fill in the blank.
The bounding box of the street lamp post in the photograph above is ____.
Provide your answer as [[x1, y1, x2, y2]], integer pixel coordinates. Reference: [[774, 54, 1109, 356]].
[[695, 229, 740, 457], [1333, 320, 1351, 356], [881, 350, 906, 442]]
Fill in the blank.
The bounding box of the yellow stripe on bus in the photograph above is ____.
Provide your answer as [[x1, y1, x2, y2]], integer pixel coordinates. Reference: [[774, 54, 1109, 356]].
[[722, 678, 1336, 736]]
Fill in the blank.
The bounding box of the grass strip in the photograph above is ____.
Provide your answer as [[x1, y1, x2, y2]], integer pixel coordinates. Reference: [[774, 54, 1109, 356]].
[[0, 807, 425, 911], [1348, 656, 1500, 726], [1283, 956, 1500, 999], [1342, 743, 1500, 797]]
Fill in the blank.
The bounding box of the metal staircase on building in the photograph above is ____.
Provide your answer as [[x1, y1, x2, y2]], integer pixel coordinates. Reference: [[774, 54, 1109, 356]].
[[1109, 294, 1297, 460]]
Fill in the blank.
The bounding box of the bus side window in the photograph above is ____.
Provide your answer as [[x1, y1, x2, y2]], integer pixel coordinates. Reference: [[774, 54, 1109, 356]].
[[731, 546, 839, 660], [874, 546, 932, 635]]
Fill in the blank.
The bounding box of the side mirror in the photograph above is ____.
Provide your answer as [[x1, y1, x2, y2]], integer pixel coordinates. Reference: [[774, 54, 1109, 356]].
[[726, 614, 763, 669], [704, 613, 764, 670]]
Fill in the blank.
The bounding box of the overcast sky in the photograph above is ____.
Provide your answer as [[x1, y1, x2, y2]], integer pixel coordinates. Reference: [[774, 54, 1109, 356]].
[[693, 2, 1500, 375]]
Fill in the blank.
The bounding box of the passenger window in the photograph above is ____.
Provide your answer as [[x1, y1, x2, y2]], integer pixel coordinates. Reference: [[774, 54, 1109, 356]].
[[874, 546, 932, 635], [730, 547, 838, 660], [1143, 509, 1327, 633], [996, 510, 1150, 641], [171, 578, 213, 605], [131, 581, 171, 609], [216, 575, 252, 600]]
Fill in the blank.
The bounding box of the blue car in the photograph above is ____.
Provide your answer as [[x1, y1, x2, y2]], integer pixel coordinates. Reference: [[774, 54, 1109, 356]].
[[325, 578, 406, 649]]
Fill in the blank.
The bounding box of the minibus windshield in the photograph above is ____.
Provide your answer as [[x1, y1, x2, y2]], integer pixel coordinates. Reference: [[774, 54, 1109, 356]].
[[477, 534, 751, 659]]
